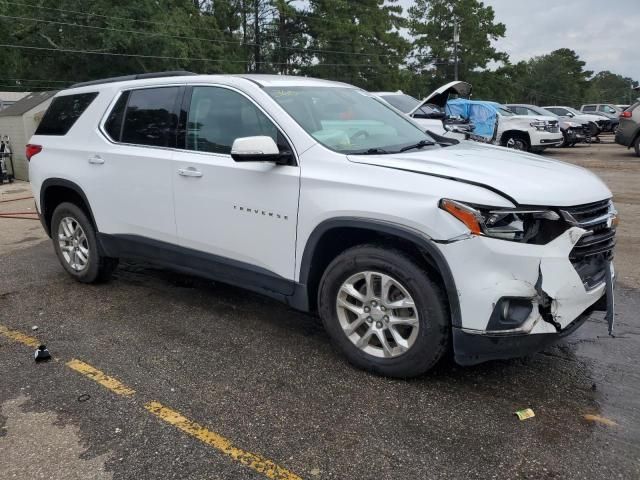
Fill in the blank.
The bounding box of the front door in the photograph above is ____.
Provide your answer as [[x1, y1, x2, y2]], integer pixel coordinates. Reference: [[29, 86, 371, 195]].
[[172, 85, 300, 291]]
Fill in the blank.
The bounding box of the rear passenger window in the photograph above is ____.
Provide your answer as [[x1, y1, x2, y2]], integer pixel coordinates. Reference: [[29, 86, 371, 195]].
[[185, 87, 278, 154], [583, 105, 596, 112], [35, 92, 98, 136], [104, 91, 129, 141], [121, 87, 180, 147]]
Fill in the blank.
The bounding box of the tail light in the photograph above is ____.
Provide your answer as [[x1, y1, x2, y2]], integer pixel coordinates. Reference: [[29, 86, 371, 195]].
[[620, 111, 632, 118], [25, 144, 42, 161]]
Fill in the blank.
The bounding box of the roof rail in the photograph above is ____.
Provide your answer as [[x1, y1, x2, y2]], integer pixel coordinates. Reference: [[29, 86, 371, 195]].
[[68, 71, 197, 89]]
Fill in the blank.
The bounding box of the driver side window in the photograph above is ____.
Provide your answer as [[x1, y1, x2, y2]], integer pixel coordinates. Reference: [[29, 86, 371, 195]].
[[186, 87, 278, 154]]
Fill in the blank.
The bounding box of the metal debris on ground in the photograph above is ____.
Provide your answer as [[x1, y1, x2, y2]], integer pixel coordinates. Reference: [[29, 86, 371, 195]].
[[34, 345, 51, 362], [515, 408, 535, 421]]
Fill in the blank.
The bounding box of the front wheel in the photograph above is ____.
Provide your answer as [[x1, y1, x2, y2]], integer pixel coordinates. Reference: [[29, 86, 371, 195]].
[[504, 134, 530, 152], [318, 245, 450, 377], [51, 202, 118, 283]]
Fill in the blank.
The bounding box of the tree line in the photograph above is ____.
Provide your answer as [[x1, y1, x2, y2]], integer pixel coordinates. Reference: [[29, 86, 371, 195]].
[[0, 0, 637, 106]]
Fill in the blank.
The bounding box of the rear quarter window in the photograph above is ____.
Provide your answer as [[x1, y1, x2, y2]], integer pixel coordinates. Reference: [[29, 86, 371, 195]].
[[35, 92, 99, 136]]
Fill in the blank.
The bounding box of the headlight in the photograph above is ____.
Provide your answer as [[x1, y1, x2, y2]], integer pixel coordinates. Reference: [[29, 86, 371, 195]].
[[529, 120, 548, 131], [439, 199, 561, 242]]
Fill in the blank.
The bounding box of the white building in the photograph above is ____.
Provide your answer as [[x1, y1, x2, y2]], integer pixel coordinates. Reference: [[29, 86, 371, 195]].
[[0, 91, 57, 180], [0, 91, 31, 111]]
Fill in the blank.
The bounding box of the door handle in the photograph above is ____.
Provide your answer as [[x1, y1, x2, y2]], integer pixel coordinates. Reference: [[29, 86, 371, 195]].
[[178, 167, 203, 178], [88, 155, 104, 165]]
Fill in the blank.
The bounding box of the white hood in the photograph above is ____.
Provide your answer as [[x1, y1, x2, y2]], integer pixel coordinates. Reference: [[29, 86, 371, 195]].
[[411, 81, 472, 114], [348, 142, 611, 207]]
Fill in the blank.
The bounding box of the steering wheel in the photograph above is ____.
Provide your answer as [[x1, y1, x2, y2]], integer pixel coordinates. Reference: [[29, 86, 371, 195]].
[[349, 130, 370, 142]]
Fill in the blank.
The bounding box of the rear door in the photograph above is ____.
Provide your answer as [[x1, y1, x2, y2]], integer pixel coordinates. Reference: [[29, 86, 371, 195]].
[[172, 85, 300, 289], [91, 86, 183, 243]]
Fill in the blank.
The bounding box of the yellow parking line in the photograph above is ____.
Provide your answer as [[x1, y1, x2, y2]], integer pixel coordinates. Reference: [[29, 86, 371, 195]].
[[0, 324, 301, 479], [0, 324, 40, 348], [66, 359, 136, 397], [145, 401, 302, 480]]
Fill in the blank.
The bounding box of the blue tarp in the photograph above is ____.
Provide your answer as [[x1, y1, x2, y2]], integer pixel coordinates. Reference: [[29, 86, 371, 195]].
[[446, 99, 499, 140]]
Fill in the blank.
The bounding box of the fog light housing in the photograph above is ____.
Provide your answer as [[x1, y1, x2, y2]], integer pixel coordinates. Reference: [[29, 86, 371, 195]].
[[486, 297, 534, 332]]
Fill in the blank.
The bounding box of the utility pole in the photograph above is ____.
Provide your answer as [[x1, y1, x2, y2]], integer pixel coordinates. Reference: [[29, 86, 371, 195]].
[[254, 0, 261, 73], [453, 19, 460, 81]]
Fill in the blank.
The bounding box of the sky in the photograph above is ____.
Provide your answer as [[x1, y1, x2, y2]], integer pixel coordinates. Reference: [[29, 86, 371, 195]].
[[400, 0, 640, 82]]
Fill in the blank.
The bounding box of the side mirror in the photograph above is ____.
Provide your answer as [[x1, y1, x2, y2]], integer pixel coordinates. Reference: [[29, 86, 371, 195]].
[[566, 112, 574, 118], [231, 136, 281, 163]]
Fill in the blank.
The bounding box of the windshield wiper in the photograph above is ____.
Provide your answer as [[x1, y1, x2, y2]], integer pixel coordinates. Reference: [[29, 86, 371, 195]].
[[351, 147, 391, 155], [398, 140, 436, 152]]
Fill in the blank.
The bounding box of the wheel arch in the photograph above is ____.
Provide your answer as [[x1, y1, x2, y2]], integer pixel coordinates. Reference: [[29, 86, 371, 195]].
[[40, 178, 97, 237], [500, 129, 531, 147], [630, 126, 640, 149], [295, 218, 461, 327]]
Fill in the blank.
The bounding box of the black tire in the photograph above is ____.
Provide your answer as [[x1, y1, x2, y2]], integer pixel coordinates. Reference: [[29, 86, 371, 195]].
[[318, 244, 450, 378], [503, 133, 530, 152], [634, 136, 640, 157], [51, 202, 118, 283]]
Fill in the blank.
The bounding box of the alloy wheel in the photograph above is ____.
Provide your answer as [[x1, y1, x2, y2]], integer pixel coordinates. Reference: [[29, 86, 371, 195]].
[[57, 216, 90, 271], [336, 271, 420, 358]]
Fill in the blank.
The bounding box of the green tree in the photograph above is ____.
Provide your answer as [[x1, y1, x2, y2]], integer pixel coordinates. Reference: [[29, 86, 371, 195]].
[[586, 71, 637, 105], [516, 48, 592, 106], [304, 0, 410, 91], [0, 0, 245, 87], [407, 0, 507, 97]]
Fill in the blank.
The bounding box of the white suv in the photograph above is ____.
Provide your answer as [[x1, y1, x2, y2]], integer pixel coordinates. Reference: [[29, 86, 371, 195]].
[[28, 72, 617, 377]]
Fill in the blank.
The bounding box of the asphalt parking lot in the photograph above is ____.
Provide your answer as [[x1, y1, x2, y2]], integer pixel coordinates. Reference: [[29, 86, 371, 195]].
[[1, 140, 639, 480]]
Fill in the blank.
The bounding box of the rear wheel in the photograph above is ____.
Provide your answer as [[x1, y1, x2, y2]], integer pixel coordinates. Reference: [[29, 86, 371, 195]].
[[634, 135, 640, 157], [318, 245, 450, 377], [51, 202, 118, 283]]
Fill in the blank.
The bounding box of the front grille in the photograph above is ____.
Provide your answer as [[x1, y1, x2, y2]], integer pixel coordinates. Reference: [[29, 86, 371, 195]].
[[545, 120, 560, 133], [561, 199, 616, 289]]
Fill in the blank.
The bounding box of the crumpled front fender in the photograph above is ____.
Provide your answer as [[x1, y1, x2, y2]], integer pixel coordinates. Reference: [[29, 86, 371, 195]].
[[438, 227, 607, 333]]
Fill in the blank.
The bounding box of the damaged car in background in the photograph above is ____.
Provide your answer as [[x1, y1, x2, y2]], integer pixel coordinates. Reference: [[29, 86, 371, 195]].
[[506, 104, 591, 147], [445, 98, 564, 152], [372, 81, 475, 140], [544, 105, 607, 138]]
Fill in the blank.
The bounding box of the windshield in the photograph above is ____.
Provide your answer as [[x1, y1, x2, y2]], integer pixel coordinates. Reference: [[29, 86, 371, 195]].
[[379, 94, 421, 114], [266, 86, 434, 154], [537, 107, 559, 117]]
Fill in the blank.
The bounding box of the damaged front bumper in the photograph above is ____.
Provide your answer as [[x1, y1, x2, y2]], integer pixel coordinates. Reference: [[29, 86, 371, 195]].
[[437, 227, 614, 365]]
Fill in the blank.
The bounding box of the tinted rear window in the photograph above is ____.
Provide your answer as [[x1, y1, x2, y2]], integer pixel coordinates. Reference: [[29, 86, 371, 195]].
[[121, 87, 180, 147], [104, 91, 130, 142], [35, 92, 98, 136]]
